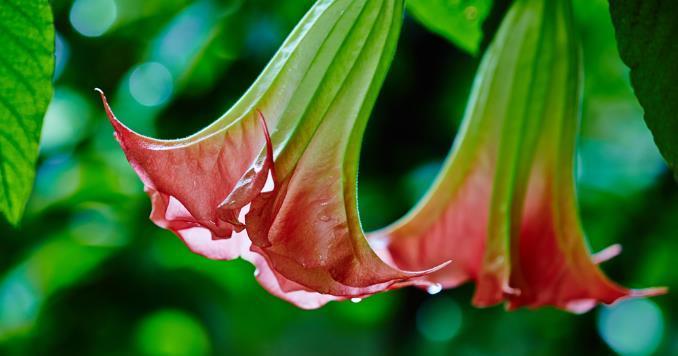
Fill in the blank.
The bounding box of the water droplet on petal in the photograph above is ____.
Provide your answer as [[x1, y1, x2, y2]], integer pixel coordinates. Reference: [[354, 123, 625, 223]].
[[319, 215, 330, 222], [427, 283, 443, 295], [253, 269, 260, 277], [351, 298, 362, 304]]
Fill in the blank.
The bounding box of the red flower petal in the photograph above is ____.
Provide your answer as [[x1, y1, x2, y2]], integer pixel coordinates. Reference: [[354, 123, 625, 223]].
[[246, 161, 448, 297], [508, 176, 667, 312], [505, 110, 667, 312], [98, 89, 270, 243], [368, 151, 494, 292]]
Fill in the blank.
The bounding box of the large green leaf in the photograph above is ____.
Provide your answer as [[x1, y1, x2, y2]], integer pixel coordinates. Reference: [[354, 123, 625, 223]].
[[0, 0, 54, 225], [609, 0, 678, 178], [406, 0, 492, 54]]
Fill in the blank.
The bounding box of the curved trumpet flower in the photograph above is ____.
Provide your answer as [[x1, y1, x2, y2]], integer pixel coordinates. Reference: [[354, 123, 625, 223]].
[[100, 0, 445, 309], [369, 0, 665, 312]]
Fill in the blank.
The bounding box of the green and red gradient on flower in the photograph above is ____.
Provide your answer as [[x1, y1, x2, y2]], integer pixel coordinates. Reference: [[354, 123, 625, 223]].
[[97, 0, 665, 311]]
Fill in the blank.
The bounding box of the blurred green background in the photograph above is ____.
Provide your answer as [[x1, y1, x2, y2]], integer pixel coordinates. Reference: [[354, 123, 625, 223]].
[[1, 0, 676, 355]]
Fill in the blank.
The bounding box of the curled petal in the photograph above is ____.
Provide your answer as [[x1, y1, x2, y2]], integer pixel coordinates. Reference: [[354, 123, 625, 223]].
[[247, 168, 448, 297], [98, 89, 269, 240]]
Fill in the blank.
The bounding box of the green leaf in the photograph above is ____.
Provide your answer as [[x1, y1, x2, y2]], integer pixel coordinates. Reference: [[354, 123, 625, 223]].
[[609, 0, 678, 178], [406, 0, 492, 54], [0, 0, 55, 225]]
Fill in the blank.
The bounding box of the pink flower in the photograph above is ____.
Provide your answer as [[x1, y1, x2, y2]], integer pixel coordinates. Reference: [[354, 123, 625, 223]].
[[100, 0, 445, 309], [369, 0, 664, 313]]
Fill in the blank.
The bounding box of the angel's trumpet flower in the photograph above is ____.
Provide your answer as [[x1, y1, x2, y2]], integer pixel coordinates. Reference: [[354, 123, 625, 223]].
[[99, 0, 445, 309], [369, 0, 665, 312]]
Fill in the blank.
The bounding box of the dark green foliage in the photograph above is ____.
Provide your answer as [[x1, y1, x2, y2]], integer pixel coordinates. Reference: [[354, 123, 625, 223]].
[[609, 0, 678, 178]]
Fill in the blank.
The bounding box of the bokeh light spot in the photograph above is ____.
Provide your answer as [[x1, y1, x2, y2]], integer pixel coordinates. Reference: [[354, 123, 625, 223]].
[[135, 309, 210, 356], [54, 33, 70, 80], [69, 0, 118, 37], [30, 156, 81, 214], [40, 88, 90, 154], [597, 299, 664, 356], [416, 296, 463, 342], [246, 19, 283, 57], [402, 161, 442, 206], [70, 206, 127, 247], [128, 62, 174, 107], [0, 270, 40, 335]]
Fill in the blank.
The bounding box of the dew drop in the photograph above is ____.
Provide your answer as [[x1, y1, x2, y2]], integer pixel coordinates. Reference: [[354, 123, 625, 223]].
[[350, 298, 362, 304], [253, 269, 260, 277], [427, 283, 443, 295], [319, 215, 330, 222]]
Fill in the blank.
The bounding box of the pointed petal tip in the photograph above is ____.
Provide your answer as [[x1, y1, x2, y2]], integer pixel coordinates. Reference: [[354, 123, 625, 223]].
[[94, 87, 111, 115], [566, 287, 670, 314], [505, 286, 669, 314], [405, 259, 453, 277], [593, 244, 623, 264], [629, 286, 668, 298], [256, 109, 276, 178], [94, 87, 135, 139]]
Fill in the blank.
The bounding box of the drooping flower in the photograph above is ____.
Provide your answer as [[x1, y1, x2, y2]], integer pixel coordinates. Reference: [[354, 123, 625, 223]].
[[99, 0, 445, 309], [369, 0, 665, 312]]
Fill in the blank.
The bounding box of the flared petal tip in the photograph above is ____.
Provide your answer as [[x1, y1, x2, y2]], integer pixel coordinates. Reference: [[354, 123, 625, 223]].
[[568, 286, 668, 314], [629, 286, 668, 298], [593, 244, 623, 264], [507, 286, 669, 314], [94, 88, 137, 140], [404, 260, 453, 278]]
